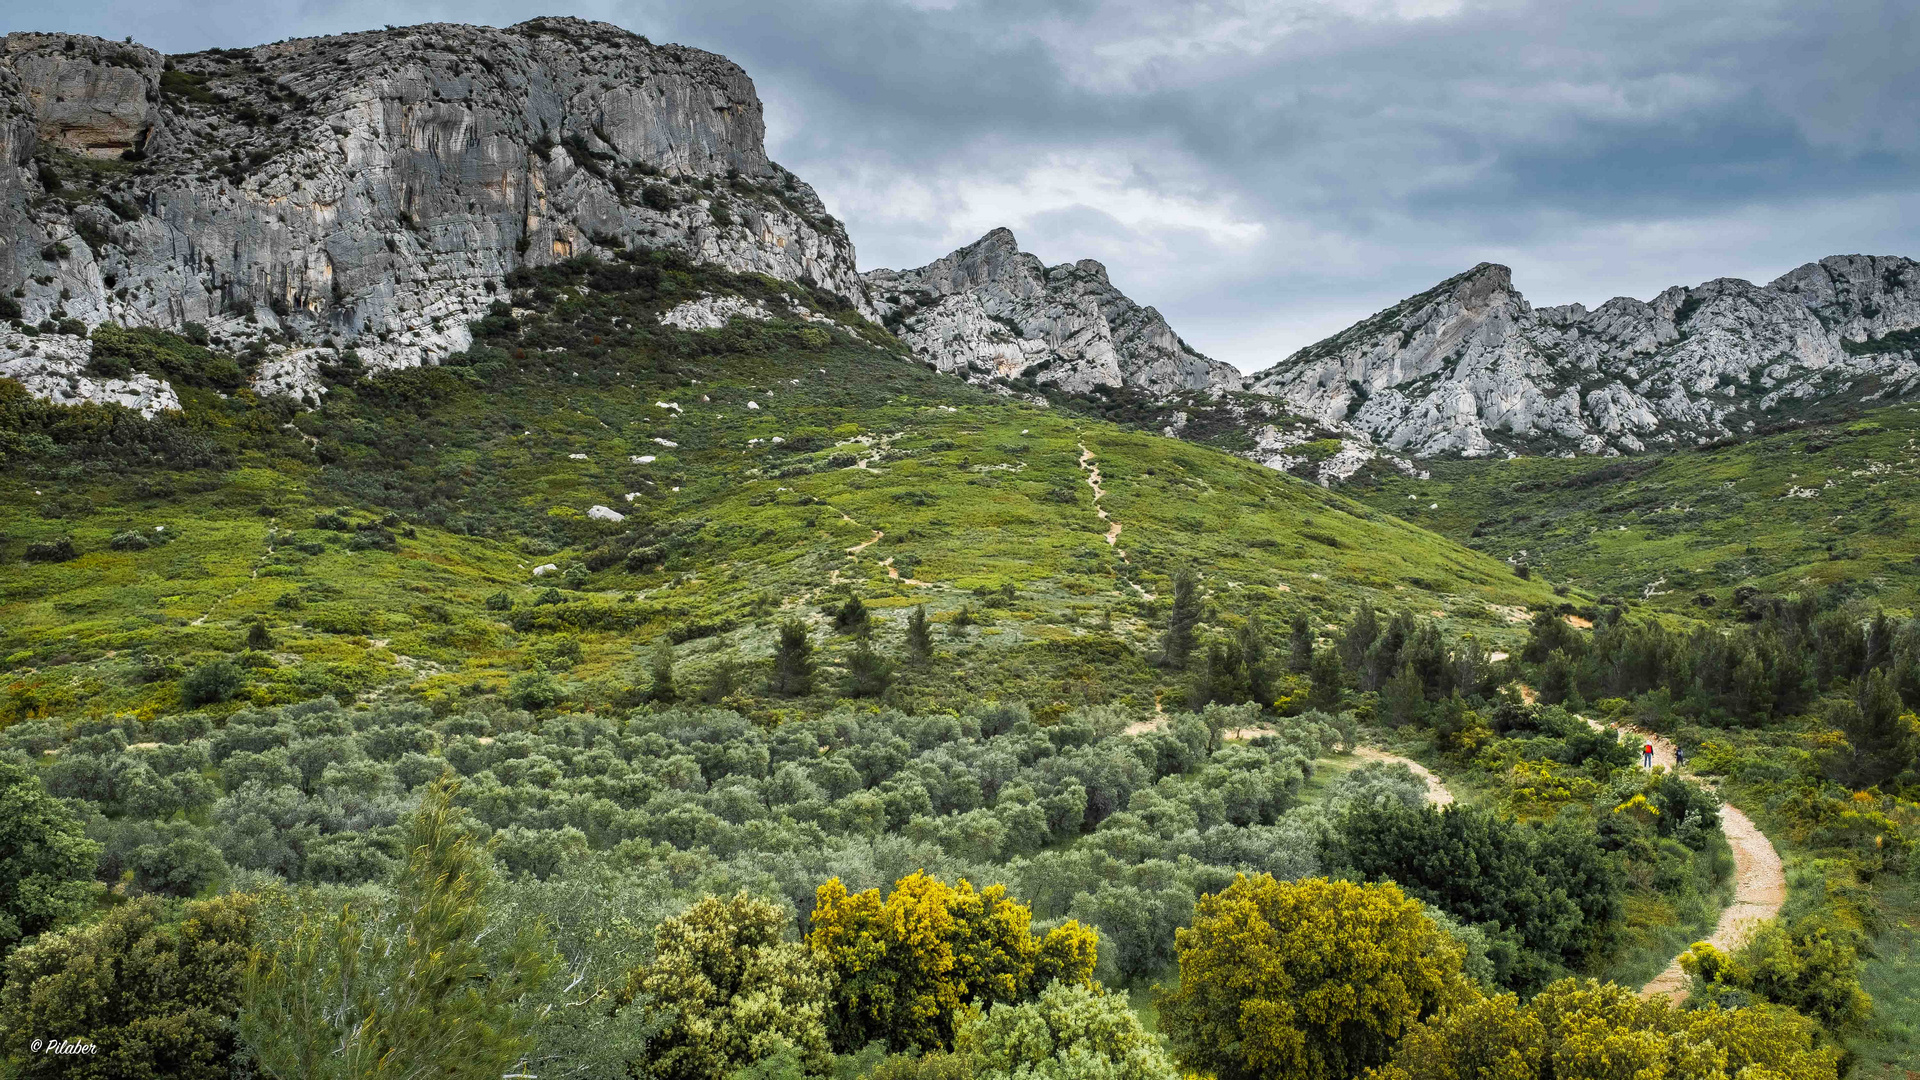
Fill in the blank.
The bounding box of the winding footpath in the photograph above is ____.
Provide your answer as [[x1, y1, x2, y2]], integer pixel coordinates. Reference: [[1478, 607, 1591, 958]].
[[1076, 442, 1127, 554], [1349, 747, 1455, 806], [1594, 721, 1786, 1001]]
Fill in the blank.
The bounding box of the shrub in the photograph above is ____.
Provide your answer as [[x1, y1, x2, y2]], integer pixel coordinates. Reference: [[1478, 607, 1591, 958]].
[[0, 894, 255, 1080], [23, 536, 77, 562], [182, 659, 245, 705], [959, 980, 1177, 1080], [1157, 875, 1466, 1080], [810, 872, 1098, 1053], [0, 759, 101, 953], [627, 892, 832, 1080]]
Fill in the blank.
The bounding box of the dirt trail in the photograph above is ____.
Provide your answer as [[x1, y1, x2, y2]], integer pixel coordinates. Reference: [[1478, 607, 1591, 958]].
[[1350, 747, 1455, 806], [191, 518, 274, 627], [1587, 718, 1787, 1001], [1077, 442, 1128, 557]]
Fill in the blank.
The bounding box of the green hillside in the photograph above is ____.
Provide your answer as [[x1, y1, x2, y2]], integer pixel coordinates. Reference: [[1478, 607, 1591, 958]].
[[1350, 407, 1920, 617], [0, 251, 1558, 726]]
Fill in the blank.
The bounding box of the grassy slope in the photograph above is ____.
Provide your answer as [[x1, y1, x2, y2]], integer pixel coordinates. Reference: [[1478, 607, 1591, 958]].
[[0, 259, 1559, 726], [1350, 406, 1920, 617]]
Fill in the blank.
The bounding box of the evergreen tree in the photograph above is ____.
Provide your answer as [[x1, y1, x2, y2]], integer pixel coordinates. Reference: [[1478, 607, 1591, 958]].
[[1159, 567, 1202, 670], [1832, 668, 1917, 788], [649, 636, 677, 704], [844, 636, 895, 699], [1382, 663, 1427, 728], [770, 620, 814, 697], [1340, 603, 1379, 675], [699, 656, 739, 704], [1288, 614, 1314, 674], [906, 604, 933, 662], [246, 619, 274, 650], [1238, 611, 1274, 708], [241, 776, 557, 1080], [834, 595, 870, 635], [1308, 648, 1345, 712]]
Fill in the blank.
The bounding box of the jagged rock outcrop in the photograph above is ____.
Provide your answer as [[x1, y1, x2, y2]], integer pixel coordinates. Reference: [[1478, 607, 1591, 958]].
[[0, 18, 872, 406], [0, 326, 178, 416], [1247, 256, 1920, 456], [864, 228, 1242, 396]]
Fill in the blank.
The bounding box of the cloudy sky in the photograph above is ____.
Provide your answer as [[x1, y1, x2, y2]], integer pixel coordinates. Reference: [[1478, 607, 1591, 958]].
[[6, 0, 1918, 371]]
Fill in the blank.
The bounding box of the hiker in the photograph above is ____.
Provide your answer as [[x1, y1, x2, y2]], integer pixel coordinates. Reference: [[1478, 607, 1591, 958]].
[[1674, 744, 1686, 768], [1643, 741, 1655, 769]]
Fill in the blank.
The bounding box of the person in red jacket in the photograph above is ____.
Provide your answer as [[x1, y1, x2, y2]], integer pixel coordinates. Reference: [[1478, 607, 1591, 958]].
[[1642, 742, 1654, 769]]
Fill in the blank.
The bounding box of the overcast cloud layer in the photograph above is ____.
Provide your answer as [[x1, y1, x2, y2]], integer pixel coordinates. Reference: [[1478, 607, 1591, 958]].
[[4, 0, 1917, 371]]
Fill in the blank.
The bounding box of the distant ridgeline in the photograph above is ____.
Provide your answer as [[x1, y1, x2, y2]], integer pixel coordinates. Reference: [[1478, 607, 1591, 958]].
[[2, 22, 1917, 486]]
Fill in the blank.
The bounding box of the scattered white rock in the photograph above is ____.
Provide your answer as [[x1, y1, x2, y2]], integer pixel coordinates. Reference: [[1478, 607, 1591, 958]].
[[653, 438, 677, 447], [0, 328, 181, 418], [632, 454, 656, 464], [659, 295, 774, 330], [655, 400, 682, 412], [623, 492, 644, 502], [587, 505, 625, 522], [532, 563, 559, 577], [568, 453, 589, 460], [747, 401, 759, 410]]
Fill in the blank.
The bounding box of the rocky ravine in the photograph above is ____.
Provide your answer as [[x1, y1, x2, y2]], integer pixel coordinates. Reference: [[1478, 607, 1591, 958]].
[[1248, 257, 1920, 457], [865, 227, 1244, 397], [0, 19, 871, 401]]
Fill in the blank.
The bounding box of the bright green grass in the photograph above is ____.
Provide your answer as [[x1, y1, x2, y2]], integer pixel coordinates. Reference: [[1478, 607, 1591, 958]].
[[1853, 879, 1920, 1077], [1352, 406, 1920, 618], [1, 266, 1559, 726]]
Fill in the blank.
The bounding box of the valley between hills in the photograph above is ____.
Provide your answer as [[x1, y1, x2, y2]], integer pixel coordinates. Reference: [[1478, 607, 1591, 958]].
[[0, 18, 1916, 1080]]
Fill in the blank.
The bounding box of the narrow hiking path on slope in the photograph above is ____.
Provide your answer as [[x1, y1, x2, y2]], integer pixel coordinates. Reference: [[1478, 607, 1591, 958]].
[[1349, 746, 1455, 807], [1124, 718, 1455, 807], [1077, 441, 1127, 556], [1587, 718, 1787, 1001], [191, 517, 275, 627]]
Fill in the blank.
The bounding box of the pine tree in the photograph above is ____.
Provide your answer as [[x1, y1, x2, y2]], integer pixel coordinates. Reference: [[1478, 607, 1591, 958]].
[[1288, 614, 1314, 674], [246, 619, 274, 650], [1159, 567, 1201, 670], [1239, 610, 1274, 708], [770, 620, 814, 697], [1835, 668, 1917, 788], [649, 636, 677, 704], [1381, 663, 1426, 728], [844, 637, 894, 699], [1308, 648, 1345, 712], [241, 776, 557, 1080], [1340, 603, 1379, 675], [906, 604, 933, 662]]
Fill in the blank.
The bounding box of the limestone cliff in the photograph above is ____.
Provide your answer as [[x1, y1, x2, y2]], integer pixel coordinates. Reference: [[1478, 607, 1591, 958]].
[[864, 228, 1243, 396], [1247, 257, 1920, 456], [0, 19, 871, 402]]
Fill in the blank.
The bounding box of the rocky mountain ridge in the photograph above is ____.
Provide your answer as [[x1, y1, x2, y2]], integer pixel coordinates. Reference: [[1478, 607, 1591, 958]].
[[1248, 256, 1920, 457], [864, 227, 1243, 397], [0, 19, 870, 401]]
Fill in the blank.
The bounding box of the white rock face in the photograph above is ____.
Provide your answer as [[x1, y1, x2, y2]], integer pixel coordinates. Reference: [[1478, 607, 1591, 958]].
[[660, 295, 774, 330], [0, 327, 180, 416], [1247, 257, 1920, 456], [864, 228, 1243, 396], [0, 19, 876, 412], [586, 504, 624, 522]]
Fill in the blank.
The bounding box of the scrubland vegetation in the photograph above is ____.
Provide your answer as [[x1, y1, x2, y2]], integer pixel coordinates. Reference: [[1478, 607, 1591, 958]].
[[0, 252, 1915, 1077]]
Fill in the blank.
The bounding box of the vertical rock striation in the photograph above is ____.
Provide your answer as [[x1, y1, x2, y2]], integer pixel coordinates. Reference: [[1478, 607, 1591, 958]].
[[0, 18, 872, 396]]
